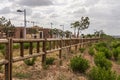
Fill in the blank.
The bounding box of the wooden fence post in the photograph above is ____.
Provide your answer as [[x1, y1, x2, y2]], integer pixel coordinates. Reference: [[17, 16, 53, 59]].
[[5, 38, 13, 80], [42, 38, 47, 64], [69, 38, 71, 53], [75, 39, 77, 52], [59, 39, 63, 59], [29, 42, 33, 55], [20, 42, 24, 57]]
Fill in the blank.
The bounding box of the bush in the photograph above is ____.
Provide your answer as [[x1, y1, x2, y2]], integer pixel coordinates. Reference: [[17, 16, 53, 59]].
[[24, 43, 30, 49], [45, 57, 55, 65], [70, 56, 89, 73], [94, 52, 112, 70], [88, 67, 117, 80], [0, 44, 5, 50], [95, 46, 112, 59], [0, 49, 5, 56], [95, 42, 107, 51], [103, 48, 112, 59], [13, 43, 20, 49], [111, 41, 120, 48], [24, 57, 36, 66], [95, 42, 107, 47], [88, 47, 95, 56], [117, 75, 120, 80], [113, 47, 120, 60], [79, 48, 85, 53]]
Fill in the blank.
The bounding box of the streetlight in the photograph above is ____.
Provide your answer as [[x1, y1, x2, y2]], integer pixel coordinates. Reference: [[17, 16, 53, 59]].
[[17, 9, 26, 39]]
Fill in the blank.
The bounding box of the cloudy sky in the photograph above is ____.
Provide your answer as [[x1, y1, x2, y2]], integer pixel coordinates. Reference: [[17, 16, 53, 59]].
[[0, 0, 120, 35]]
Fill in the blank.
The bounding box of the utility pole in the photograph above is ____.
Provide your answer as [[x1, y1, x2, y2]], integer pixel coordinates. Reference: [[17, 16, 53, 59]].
[[17, 9, 27, 39], [50, 23, 53, 38]]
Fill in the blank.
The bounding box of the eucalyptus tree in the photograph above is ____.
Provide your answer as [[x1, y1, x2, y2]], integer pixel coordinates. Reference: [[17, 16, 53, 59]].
[[49, 28, 60, 38], [71, 17, 90, 38], [71, 21, 79, 37], [0, 16, 15, 37], [65, 30, 72, 38]]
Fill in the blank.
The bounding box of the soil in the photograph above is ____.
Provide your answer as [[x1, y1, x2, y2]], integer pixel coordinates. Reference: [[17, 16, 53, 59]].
[[0, 48, 120, 80]]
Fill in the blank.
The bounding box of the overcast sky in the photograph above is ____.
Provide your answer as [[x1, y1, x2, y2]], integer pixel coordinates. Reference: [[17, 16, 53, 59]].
[[0, 0, 120, 35]]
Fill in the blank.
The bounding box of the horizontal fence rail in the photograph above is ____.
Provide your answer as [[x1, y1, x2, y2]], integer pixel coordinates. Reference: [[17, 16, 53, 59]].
[[0, 38, 101, 80]]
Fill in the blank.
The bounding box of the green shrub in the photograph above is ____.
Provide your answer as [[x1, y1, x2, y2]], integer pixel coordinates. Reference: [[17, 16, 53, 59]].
[[0, 49, 5, 56], [88, 47, 95, 56], [103, 48, 112, 59], [24, 57, 36, 66], [23, 43, 30, 49], [45, 57, 55, 65], [95, 46, 112, 59], [0, 44, 5, 50], [94, 52, 112, 70], [111, 41, 120, 48], [88, 67, 117, 80], [117, 75, 120, 80], [96, 42, 107, 47], [113, 47, 120, 60], [13, 43, 20, 49], [79, 48, 85, 53], [70, 56, 89, 73], [95, 42, 107, 51]]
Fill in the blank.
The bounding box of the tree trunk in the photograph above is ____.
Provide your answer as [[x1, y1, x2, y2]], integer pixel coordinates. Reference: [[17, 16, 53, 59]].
[[77, 28, 80, 38]]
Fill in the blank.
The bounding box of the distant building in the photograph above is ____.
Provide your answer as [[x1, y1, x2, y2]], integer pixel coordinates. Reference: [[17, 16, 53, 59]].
[[0, 26, 51, 39]]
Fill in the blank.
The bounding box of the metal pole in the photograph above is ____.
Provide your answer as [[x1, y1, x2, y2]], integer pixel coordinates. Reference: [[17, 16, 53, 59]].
[[51, 23, 53, 38], [24, 9, 26, 39]]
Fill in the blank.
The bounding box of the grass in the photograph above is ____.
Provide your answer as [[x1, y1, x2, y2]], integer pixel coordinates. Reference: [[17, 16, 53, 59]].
[[13, 72, 32, 79]]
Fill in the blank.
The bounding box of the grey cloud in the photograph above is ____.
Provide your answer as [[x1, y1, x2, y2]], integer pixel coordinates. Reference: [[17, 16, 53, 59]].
[[49, 13, 59, 18], [16, 0, 53, 7], [31, 12, 45, 19], [0, 7, 11, 14], [83, 0, 100, 7], [73, 7, 86, 14]]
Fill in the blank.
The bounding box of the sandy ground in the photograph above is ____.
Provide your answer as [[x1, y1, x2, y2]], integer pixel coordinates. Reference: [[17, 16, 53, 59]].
[[0, 48, 120, 80]]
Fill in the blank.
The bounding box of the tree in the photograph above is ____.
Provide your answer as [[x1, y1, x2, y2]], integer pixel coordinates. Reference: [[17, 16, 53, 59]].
[[71, 21, 79, 37], [49, 28, 65, 38], [0, 16, 15, 37], [94, 30, 104, 38], [27, 28, 38, 34], [49, 28, 59, 38], [71, 17, 90, 38], [65, 30, 72, 38]]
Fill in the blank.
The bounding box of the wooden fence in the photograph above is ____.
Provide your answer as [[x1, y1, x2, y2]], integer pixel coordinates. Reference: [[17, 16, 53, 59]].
[[0, 38, 100, 80]]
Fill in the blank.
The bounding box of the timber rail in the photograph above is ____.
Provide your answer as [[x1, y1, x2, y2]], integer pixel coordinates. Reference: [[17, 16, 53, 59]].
[[0, 38, 100, 80]]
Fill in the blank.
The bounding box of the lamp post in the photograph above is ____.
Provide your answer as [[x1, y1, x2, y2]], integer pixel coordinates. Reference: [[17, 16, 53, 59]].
[[17, 9, 26, 39]]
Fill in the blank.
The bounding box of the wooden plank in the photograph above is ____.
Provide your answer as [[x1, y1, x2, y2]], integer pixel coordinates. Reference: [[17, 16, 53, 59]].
[[13, 52, 45, 62], [0, 60, 9, 65]]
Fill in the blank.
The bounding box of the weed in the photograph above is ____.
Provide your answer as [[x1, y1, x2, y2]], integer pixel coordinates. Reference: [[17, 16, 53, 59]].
[[70, 55, 89, 73]]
